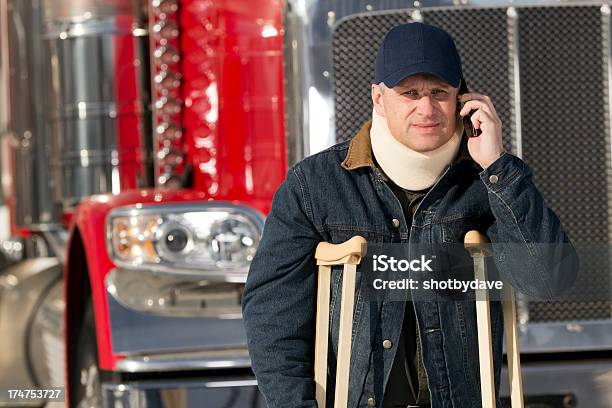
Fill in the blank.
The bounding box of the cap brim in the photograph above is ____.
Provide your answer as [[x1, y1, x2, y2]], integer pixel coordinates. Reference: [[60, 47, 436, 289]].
[[382, 63, 461, 88]]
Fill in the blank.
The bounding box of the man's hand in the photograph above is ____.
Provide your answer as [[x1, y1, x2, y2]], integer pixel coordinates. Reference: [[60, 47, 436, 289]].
[[458, 93, 505, 169]]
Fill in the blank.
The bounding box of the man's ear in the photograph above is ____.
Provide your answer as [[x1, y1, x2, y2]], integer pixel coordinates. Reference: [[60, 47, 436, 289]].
[[371, 83, 386, 117]]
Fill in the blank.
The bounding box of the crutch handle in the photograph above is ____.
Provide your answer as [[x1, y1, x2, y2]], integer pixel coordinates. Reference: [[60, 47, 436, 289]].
[[315, 235, 367, 265], [464, 230, 493, 257]]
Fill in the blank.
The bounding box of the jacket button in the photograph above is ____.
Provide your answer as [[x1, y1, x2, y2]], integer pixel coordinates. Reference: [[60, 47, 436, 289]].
[[382, 339, 393, 349], [367, 396, 376, 406], [489, 174, 499, 184], [391, 218, 400, 228]]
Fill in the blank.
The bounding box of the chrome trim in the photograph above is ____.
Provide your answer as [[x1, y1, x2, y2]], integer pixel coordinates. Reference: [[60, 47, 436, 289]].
[[106, 268, 245, 316], [116, 348, 251, 373], [41, 0, 134, 23], [105, 202, 264, 277], [411, 8, 424, 22], [507, 6, 529, 326], [203, 380, 257, 388], [507, 6, 522, 158], [102, 377, 264, 408], [9, 7, 32, 146], [285, 0, 336, 155], [467, 0, 605, 6], [0, 0, 9, 136], [500, 360, 612, 406], [49, 101, 144, 120], [604, 4, 612, 246], [108, 263, 250, 282], [6, 0, 59, 226], [0, 135, 7, 208], [106, 280, 248, 355], [518, 320, 612, 354], [108, 266, 248, 283], [42, 19, 135, 39], [604, 4, 612, 170], [206, 380, 258, 388], [40, 230, 68, 263], [283, 1, 308, 166]]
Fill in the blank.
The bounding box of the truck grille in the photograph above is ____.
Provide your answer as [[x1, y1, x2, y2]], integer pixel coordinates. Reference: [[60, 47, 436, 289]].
[[332, 5, 611, 322], [513, 5, 611, 321]]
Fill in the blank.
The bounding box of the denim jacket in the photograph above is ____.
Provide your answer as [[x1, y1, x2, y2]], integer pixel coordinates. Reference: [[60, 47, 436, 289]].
[[242, 121, 578, 408]]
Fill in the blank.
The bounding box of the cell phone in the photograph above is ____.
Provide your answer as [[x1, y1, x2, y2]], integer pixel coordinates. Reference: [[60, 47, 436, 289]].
[[456, 99, 481, 138]]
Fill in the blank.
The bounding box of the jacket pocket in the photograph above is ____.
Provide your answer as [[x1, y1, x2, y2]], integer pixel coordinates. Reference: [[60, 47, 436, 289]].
[[441, 217, 487, 243]]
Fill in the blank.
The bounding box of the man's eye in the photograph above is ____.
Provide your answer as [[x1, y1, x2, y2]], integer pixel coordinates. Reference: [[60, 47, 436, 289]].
[[432, 89, 452, 101], [402, 90, 419, 98]]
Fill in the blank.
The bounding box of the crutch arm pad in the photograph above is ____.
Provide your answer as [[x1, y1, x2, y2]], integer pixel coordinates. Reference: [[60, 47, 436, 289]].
[[315, 236, 367, 265], [464, 230, 493, 257]]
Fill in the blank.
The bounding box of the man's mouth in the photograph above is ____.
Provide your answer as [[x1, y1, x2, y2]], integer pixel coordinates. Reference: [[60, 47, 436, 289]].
[[413, 123, 440, 132]]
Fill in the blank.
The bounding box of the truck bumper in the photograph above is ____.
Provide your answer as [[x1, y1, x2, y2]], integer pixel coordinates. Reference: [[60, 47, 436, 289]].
[[102, 375, 265, 408], [501, 359, 612, 407]]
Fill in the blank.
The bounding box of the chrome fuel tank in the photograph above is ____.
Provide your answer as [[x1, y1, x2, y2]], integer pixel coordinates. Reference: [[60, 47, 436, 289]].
[[43, 0, 153, 209], [3, 0, 152, 228]]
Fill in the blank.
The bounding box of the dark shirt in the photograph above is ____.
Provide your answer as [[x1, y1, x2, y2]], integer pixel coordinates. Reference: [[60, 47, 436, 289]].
[[382, 180, 431, 407]]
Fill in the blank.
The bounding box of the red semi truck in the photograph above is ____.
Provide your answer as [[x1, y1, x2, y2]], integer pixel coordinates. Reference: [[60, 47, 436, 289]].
[[1, 0, 283, 406], [1, 0, 612, 407]]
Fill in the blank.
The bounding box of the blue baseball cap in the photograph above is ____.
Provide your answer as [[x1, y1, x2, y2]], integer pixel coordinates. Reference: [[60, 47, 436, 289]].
[[373, 22, 463, 88]]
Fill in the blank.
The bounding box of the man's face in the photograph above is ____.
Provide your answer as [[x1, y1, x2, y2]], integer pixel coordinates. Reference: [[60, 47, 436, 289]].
[[372, 73, 460, 152]]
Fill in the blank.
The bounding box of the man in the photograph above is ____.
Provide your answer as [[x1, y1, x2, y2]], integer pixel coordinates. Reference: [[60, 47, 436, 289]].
[[242, 22, 577, 407]]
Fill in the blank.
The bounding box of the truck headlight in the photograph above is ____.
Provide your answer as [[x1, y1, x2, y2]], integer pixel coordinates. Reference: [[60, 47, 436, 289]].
[[107, 203, 264, 275]]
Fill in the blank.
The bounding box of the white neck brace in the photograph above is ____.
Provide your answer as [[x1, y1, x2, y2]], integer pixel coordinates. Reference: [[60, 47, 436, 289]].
[[370, 108, 463, 190]]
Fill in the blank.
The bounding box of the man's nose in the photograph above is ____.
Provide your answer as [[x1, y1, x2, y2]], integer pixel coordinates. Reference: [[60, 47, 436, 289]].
[[416, 95, 435, 116]]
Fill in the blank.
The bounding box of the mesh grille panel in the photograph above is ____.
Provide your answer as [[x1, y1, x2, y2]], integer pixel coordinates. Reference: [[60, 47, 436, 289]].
[[518, 5, 611, 321], [332, 5, 612, 323], [332, 12, 412, 143]]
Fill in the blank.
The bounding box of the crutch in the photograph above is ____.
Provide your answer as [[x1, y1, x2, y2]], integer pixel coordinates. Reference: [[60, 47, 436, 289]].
[[464, 230, 524, 408], [313, 236, 367, 408]]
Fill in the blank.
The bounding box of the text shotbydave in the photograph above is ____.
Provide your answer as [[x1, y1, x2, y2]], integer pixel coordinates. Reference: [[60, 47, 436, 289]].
[[372, 278, 503, 292]]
